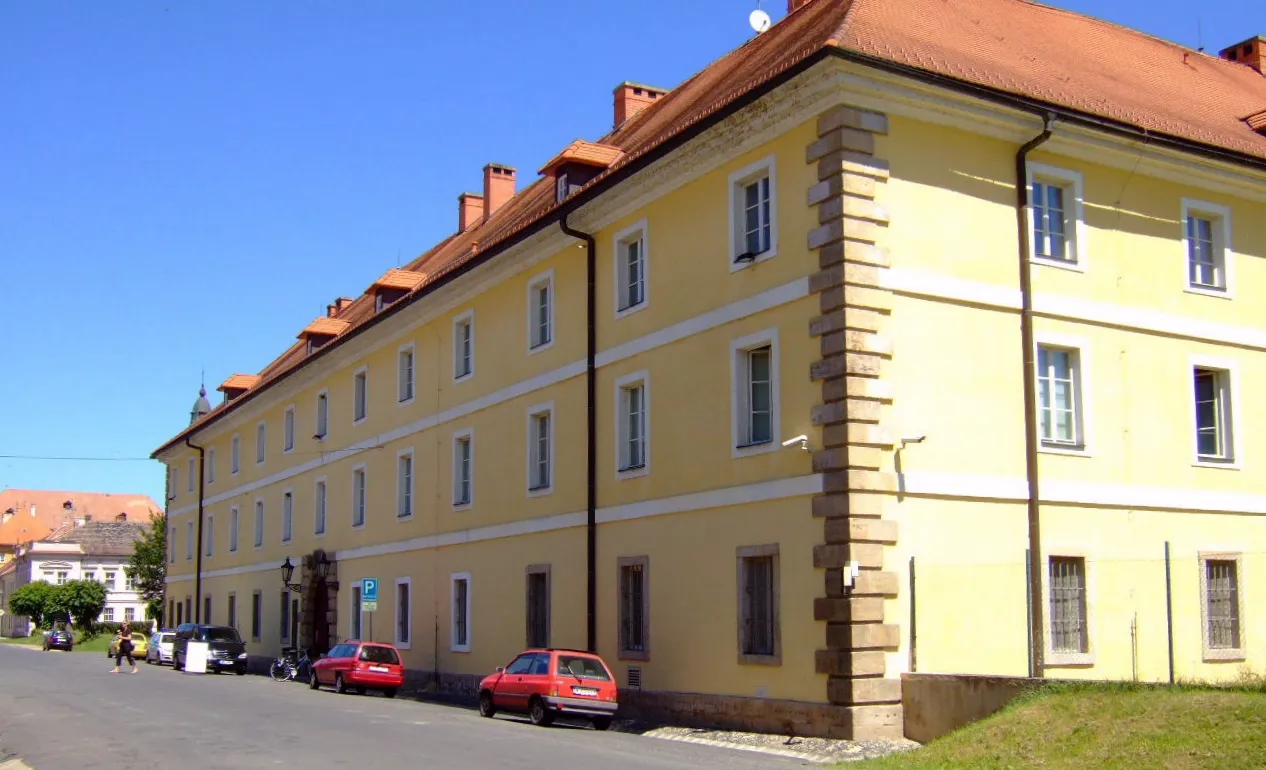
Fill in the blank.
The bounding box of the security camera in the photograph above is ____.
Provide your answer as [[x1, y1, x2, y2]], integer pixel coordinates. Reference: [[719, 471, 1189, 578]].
[[781, 435, 811, 451], [899, 435, 927, 448]]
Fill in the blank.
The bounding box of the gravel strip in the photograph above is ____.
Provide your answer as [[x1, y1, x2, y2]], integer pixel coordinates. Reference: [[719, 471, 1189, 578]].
[[616, 721, 920, 764]]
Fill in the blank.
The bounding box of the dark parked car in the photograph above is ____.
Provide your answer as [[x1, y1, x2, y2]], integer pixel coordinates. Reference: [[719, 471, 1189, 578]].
[[171, 623, 248, 674], [43, 628, 73, 652]]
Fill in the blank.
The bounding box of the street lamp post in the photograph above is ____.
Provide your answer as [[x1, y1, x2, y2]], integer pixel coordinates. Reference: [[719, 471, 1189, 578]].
[[280, 557, 302, 593]]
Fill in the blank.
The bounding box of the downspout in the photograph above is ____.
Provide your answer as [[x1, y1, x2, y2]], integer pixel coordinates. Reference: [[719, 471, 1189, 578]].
[[1016, 113, 1055, 678], [560, 211, 597, 653], [186, 437, 206, 624]]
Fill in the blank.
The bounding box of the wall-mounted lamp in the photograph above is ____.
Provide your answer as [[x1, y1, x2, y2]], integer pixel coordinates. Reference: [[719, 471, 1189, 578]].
[[899, 435, 927, 449], [280, 557, 302, 593], [781, 434, 812, 452]]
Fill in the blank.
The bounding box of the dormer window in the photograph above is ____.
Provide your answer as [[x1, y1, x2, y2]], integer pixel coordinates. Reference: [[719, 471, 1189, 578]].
[[217, 374, 260, 403], [298, 317, 350, 356], [541, 140, 624, 204], [369, 269, 426, 314]]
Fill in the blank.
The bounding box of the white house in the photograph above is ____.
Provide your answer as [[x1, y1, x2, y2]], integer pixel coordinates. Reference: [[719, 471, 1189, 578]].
[[0, 518, 151, 636]]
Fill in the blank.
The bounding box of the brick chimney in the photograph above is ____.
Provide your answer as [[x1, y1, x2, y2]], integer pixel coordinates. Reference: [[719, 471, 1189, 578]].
[[483, 164, 516, 220], [1219, 36, 1266, 74], [788, 0, 814, 12], [326, 297, 354, 317], [459, 192, 484, 231], [613, 82, 667, 128]]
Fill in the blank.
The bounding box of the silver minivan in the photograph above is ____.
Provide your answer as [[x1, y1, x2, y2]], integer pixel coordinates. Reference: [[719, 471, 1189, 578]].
[[146, 631, 176, 665]]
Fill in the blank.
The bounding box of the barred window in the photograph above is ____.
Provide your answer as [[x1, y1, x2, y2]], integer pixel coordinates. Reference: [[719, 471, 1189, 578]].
[[619, 557, 649, 658], [1206, 559, 1241, 650], [1049, 557, 1088, 654]]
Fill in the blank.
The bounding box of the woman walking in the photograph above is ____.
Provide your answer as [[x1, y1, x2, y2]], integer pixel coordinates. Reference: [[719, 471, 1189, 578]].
[[111, 621, 139, 674]]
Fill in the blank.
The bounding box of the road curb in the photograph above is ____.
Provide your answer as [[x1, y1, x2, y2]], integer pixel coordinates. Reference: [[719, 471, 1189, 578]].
[[641, 731, 836, 764], [0, 758, 35, 770]]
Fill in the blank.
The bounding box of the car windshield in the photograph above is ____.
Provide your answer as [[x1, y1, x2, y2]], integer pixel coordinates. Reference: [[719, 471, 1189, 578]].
[[359, 646, 400, 665], [556, 655, 611, 681], [199, 627, 242, 643], [158, 633, 174, 643]]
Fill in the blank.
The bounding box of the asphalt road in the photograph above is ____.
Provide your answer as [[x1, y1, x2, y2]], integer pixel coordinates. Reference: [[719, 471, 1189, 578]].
[[0, 645, 810, 769]]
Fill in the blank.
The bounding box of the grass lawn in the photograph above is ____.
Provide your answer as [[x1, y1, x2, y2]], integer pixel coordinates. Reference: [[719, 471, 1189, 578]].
[[0, 633, 115, 654], [858, 681, 1266, 769]]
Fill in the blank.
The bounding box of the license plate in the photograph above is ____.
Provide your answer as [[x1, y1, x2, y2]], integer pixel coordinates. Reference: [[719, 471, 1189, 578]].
[[369, 666, 388, 673], [572, 686, 598, 697], [218, 660, 234, 666]]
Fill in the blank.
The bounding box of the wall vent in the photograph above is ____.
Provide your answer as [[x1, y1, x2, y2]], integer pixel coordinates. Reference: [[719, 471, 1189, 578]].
[[626, 665, 642, 690]]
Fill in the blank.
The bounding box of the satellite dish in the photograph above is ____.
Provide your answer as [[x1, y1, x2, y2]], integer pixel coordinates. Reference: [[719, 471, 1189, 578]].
[[749, 8, 772, 33]]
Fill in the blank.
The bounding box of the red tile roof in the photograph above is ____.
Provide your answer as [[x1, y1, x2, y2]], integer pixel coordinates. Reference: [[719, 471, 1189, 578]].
[[0, 490, 161, 548], [539, 140, 626, 174], [299, 317, 351, 338], [372, 269, 428, 291], [156, 0, 1266, 454], [217, 373, 261, 393]]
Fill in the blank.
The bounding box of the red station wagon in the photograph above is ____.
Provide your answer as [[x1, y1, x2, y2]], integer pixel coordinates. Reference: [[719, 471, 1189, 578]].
[[309, 641, 404, 698], [478, 648, 618, 729]]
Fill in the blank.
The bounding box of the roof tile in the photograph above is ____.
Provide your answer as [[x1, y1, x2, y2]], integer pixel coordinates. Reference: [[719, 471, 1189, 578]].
[[217, 373, 260, 392], [539, 140, 626, 174], [372, 269, 428, 291], [298, 317, 352, 338]]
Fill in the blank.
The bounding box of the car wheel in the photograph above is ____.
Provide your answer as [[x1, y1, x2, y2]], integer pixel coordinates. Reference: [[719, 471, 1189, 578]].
[[383, 689, 397, 699], [236, 666, 246, 676], [592, 717, 612, 731], [309, 670, 320, 690], [335, 674, 347, 694], [528, 697, 554, 727], [66, 646, 73, 652], [478, 691, 496, 718]]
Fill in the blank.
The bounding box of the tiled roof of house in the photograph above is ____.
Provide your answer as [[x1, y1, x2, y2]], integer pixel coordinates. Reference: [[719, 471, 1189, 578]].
[[50, 521, 149, 556], [217, 373, 261, 393], [539, 140, 626, 174], [0, 490, 161, 548], [371, 269, 428, 291], [156, 0, 1266, 454], [298, 317, 352, 339]]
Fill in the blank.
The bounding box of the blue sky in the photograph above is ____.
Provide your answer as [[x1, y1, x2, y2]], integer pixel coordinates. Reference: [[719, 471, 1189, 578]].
[[0, 0, 1254, 504]]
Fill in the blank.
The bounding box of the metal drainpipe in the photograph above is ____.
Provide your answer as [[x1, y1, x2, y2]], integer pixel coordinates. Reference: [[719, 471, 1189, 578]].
[[560, 211, 598, 653], [186, 438, 206, 623], [1015, 113, 1055, 678]]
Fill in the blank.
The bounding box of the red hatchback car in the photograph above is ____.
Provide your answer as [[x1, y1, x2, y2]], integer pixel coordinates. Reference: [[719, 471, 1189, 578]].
[[478, 648, 618, 729], [309, 641, 404, 698]]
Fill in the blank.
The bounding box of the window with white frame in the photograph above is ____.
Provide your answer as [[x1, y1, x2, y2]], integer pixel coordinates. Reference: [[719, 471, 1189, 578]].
[[1048, 556, 1088, 654], [1202, 555, 1243, 656], [315, 391, 329, 438], [204, 515, 213, 557], [527, 405, 553, 493], [207, 448, 216, 484], [254, 500, 264, 548], [1026, 163, 1085, 267], [255, 422, 266, 464], [395, 578, 412, 648], [1037, 345, 1084, 448], [614, 221, 647, 314], [1193, 366, 1235, 463], [1182, 200, 1231, 294], [314, 479, 327, 535], [124, 606, 135, 622], [453, 430, 473, 508], [453, 310, 474, 380], [353, 368, 368, 423], [451, 573, 471, 652], [616, 372, 649, 475], [281, 491, 293, 542], [283, 406, 295, 452], [186, 520, 194, 560], [732, 330, 779, 455], [231, 434, 241, 474], [527, 271, 554, 351], [124, 571, 136, 591], [351, 466, 367, 527], [104, 570, 117, 590], [187, 457, 195, 492], [397, 450, 414, 518], [737, 544, 779, 663], [229, 507, 239, 552], [56, 571, 68, 585], [729, 156, 777, 268], [397, 344, 415, 403], [103, 607, 114, 622]]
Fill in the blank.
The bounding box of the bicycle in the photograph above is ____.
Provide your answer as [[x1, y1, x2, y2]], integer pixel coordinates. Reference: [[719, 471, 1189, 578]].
[[269, 647, 312, 682]]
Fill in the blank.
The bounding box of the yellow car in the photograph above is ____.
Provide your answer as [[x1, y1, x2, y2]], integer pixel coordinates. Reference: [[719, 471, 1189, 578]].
[[107, 631, 149, 659]]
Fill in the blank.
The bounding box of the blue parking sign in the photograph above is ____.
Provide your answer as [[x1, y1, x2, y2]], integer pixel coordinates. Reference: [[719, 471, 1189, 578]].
[[362, 578, 378, 602]]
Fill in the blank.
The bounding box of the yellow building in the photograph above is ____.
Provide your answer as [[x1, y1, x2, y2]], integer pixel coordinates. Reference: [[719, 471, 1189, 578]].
[[153, 0, 1266, 740]]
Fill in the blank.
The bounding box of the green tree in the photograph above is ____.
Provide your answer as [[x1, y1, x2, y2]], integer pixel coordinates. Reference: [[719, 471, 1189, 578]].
[[50, 579, 108, 635], [8, 580, 57, 631], [125, 513, 166, 626]]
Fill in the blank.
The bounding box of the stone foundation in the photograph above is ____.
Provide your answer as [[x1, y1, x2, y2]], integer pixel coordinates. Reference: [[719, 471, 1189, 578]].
[[618, 689, 902, 740]]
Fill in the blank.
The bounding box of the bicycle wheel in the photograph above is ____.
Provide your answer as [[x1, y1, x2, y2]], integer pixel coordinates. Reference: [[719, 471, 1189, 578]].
[[268, 659, 290, 682]]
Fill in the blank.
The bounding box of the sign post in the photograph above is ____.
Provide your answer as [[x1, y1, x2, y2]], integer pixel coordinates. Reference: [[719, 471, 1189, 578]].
[[362, 578, 378, 641]]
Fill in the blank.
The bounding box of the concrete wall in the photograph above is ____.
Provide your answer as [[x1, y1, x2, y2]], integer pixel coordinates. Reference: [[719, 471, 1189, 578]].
[[901, 673, 1041, 744]]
